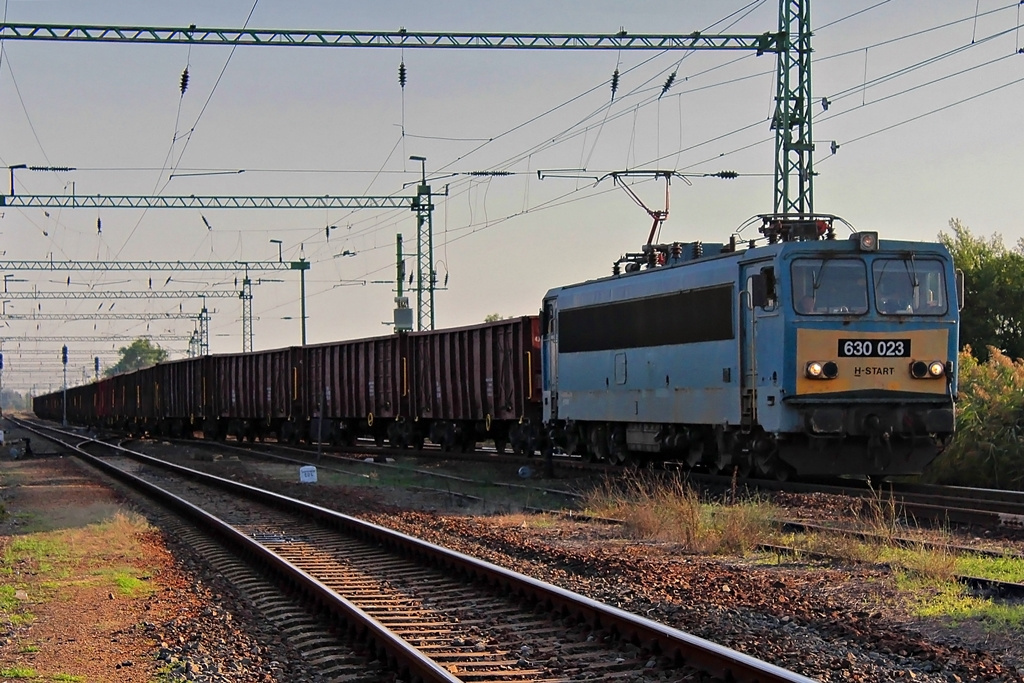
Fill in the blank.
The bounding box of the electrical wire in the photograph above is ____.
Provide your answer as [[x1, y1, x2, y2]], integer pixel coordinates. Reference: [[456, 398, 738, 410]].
[[831, 74, 1024, 149], [14, 1, 1024, 351]]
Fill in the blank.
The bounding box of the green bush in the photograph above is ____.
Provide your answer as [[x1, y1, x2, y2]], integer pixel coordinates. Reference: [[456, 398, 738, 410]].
[[927, 346, 1024, 488]]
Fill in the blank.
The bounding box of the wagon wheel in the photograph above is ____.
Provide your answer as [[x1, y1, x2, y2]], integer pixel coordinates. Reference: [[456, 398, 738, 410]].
[[564, 429, 580, 457]]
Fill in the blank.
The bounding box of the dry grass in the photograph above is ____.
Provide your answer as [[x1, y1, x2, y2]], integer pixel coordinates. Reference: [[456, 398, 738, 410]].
[[583, 475, 777, 554]]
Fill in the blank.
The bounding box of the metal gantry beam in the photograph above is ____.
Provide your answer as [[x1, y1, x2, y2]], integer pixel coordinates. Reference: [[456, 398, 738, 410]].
[[0, 312, 204, 321], [0, 349, 121, 356], [0, 195, 414, 209], [0, 23, 783, 52], [0, 259, 299, 352], [3, 290, 239, 300], [0, 259, 293, 271], [2, 334, 191, 342]]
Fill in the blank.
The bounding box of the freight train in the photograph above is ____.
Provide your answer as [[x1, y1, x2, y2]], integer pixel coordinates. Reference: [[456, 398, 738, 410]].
[[34, 214, 961, 479]]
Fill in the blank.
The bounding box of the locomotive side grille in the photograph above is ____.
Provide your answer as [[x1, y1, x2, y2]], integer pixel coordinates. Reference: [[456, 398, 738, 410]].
[[560, 285, 733, 353]]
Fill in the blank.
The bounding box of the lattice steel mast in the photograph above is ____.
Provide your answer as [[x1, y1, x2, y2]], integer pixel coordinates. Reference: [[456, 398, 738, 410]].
[[772, 0, 814, 214], [1, 260, 301, 352], [0, 5, 816, 330]]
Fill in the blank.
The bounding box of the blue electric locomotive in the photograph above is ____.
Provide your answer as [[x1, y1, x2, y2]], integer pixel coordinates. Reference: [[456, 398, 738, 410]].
[[541, 215, 959, 479]]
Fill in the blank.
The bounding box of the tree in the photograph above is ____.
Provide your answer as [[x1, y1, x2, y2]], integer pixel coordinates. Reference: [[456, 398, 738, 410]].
[[484, 313, 504, 322], [927, 347, 1024, 489], [104, 338, 168, 377], [939, 219, 1024, 361]]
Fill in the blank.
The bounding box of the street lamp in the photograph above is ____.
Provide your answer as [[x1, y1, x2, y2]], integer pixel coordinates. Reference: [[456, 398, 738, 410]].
[[270, 238, 283, 263]]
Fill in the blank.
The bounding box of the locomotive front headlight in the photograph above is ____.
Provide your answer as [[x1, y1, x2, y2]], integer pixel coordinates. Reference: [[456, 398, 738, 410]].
[[805, 361, 838, 379], [928, 361, 946, 377]]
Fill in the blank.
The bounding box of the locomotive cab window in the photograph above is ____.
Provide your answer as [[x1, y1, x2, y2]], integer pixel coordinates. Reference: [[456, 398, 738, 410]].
[[873, 257, 947, 315], [790, 258, 868, 315]]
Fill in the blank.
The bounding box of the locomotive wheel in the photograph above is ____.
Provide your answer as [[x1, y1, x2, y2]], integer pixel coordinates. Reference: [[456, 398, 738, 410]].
[[773, 463, 794, 482], [728, 456, 753, 479], [588, 425, 609, 462], [564, 430, 581, 456]]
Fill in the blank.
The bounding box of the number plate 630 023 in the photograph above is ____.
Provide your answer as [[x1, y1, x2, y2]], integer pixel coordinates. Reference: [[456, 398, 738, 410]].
[[837, 339, 911, 357]]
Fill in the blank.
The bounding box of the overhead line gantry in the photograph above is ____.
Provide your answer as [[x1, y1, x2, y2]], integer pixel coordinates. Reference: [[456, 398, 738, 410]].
[[1, 259, 305, 353], [2, 334, 191, 343], [0, 195, 414, 209], [3, 290, 237, 299], [0, 312, 204, 321], [0, 2, 815, 329], [0, 24, 782, 51]]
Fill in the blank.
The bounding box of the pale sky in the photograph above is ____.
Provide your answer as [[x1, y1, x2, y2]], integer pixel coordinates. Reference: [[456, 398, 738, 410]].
[[1, 1, 1022, 393]]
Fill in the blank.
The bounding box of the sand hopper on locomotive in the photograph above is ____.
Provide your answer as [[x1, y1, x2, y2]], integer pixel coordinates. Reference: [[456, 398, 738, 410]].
[[541, 214, 960, 480]]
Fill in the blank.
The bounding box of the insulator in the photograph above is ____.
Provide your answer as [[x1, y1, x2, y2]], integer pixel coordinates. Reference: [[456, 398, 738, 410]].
[[714, 170, 739, 179], [180, 66, 190, 95], [96, 217, 102, 234], [660, 71, 676, 99], [444, 273, 449, 287], [398, 61, 407, 89], [671, 242, 682, 259], [692, 242, 703, 259], [610, 68, 620, 100], [612, 262, 621, 275]]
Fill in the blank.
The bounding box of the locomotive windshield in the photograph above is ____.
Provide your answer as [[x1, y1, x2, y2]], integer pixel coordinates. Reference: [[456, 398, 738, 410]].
[[791, 258, 869, 315], [873, 257, 947, 315]]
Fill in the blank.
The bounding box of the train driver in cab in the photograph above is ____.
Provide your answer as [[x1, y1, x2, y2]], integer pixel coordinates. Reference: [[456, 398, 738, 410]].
[[877, 277, 914, 314]]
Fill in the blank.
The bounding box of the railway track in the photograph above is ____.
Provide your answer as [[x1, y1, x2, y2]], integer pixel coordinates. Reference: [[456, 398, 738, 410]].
[[15, 417, 815, 683], [689, 472, 1024, 531], [175, 432, 1024, 534], [152, 434, 589, 507]]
